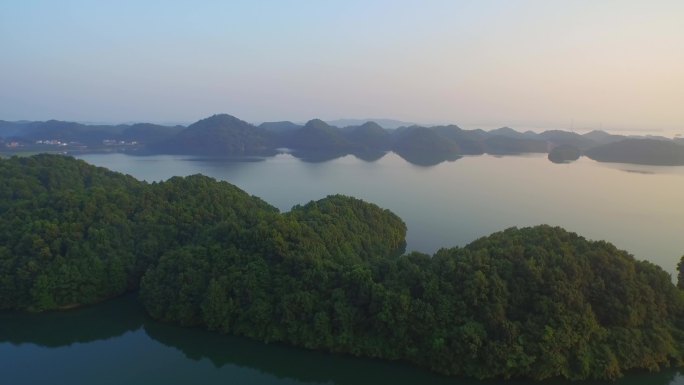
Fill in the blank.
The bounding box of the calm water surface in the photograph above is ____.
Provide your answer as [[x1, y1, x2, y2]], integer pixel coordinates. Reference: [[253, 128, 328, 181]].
[[2, 152, 683, 385], [1, 295, 682, 385]]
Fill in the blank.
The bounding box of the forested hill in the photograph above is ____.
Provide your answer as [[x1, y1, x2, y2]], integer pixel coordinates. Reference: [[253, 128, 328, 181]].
[[0, 154, 283, 310], [585, 139, 684, 166], [151, 114, 276, 156], [1, 154, 682, 381], [0, 154, 405, 312], [141, 225, 684, 381]]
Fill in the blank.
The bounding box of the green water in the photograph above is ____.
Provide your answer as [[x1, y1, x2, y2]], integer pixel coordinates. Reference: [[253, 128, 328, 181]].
[[1, 152, 683, 384], [1, 295, 681, 385]]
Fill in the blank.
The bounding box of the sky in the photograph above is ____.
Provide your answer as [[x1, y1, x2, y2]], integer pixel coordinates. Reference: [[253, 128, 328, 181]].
[[1, 0, 683, 132]]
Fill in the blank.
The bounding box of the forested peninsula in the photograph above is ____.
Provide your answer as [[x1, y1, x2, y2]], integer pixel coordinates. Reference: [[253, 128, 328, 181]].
[[1, 155, 683, 381]]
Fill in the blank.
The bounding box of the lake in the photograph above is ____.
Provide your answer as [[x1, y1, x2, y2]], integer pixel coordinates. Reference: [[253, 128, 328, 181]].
[[2, 152, 683, 384]]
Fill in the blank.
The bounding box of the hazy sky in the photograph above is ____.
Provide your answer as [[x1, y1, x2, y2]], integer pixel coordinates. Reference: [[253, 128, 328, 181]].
[[1, 1, 683, 131]]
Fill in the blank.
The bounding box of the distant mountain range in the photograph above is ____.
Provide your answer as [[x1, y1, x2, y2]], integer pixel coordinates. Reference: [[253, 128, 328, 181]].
[[0, 119, 184, 145], [324, 118, 415, 129], [2, 114, 684, 166]]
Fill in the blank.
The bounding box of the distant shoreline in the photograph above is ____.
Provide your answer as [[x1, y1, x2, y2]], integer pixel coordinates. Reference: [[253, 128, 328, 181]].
[[2, 114, 684, 166]]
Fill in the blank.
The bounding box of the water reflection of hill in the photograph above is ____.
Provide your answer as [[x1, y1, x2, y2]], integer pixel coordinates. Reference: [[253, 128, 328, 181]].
[[143, 319, 475, 385], [291, 149, 352, 163], [349, 149, 387, 162], [143, 316, 683, 385], [0, 294, 144, 347], [0, 295, 681, 385]]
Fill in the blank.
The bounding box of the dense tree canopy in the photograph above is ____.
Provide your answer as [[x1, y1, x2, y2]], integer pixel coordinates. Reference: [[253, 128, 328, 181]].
[[140, 224, 684, 381], [0, 155, 281, 310], [1, 154, 682, 381], [0, 155, 142, 310]]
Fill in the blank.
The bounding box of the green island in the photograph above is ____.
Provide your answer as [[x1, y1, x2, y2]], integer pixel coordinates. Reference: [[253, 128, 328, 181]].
[[1, 154, 682, 381]]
